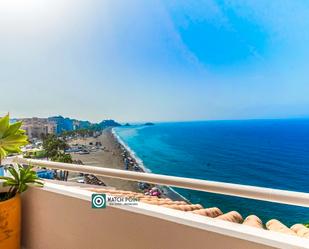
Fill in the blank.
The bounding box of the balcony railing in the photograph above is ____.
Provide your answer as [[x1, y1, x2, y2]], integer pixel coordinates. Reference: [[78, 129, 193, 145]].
[[13, 157, 309, 208]]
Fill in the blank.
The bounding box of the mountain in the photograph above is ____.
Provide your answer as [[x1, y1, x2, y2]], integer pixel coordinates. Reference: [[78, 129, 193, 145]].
[[48, 116, 121, 133], [99, 119, 121, 128], [90, 119, 121, 131], [48, 116, 75, 133]]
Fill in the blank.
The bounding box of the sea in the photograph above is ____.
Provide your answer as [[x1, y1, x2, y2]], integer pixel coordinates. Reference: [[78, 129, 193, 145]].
[[114, 119, 309, 226]]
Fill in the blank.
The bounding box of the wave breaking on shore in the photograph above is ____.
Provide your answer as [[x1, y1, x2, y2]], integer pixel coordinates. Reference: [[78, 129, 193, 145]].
[[111, 128, 150, 173], [111, 128, 190, 202]]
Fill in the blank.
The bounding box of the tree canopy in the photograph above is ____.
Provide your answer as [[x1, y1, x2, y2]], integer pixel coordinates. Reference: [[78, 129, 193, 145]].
[[42, 134, 72, 163]]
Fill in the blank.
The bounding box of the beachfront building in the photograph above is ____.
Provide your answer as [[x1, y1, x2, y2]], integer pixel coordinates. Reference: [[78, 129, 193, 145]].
[[20, 117, 57, 139]]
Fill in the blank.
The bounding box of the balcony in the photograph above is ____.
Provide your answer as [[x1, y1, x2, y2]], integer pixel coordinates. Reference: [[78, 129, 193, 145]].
[[9, 158, 309, 249]]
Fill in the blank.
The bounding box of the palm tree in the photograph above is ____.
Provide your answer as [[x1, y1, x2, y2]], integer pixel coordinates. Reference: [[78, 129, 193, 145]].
[[0, 114, 28, 165]]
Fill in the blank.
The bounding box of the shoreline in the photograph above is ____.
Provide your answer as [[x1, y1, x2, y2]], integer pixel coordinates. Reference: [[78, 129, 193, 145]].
[[69, 129, 142, 192], [111, 128, 189, 202], [69, 128, 188, 202], [111, 128, 150, 173]]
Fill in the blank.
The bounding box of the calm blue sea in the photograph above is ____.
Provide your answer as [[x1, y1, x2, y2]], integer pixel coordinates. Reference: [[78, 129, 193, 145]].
[[114, 119, 309, 225]]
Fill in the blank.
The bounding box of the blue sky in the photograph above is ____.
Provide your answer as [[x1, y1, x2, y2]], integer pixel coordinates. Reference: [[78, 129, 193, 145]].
[[1, 0, 309, 122]]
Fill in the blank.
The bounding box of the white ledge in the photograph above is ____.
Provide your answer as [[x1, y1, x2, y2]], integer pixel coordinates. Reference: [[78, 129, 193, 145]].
[[39, 181, 309, 249]]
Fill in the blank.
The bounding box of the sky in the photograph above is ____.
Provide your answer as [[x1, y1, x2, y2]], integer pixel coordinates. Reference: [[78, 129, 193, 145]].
[[1, 0, 309, 122]]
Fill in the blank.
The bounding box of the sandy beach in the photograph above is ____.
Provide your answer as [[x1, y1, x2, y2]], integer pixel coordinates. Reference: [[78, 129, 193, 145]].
[[69, 129, 142, 192], [68, 128, 187, 202]]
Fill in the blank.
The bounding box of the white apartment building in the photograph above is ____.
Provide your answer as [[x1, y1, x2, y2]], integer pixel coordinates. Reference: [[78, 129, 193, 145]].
[[20, 117, 57, 139]]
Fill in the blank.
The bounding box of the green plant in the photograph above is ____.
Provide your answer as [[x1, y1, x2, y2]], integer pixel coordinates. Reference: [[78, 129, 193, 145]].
[[305, 223, 309, 228], [0, 165, 43, 201], [42, 134, 68, 159], [0, 114, 28, 164], [24, 150, 47, 159], [0, 114, 42, 201], [53, 152, 72, 163]]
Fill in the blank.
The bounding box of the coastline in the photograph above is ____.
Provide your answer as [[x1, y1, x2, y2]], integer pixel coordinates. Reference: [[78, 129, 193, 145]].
[[69, 129, 141, 192], [111, 127, 189, 202], [111, 128, 149, 173], [69, 128, 188, 202]]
